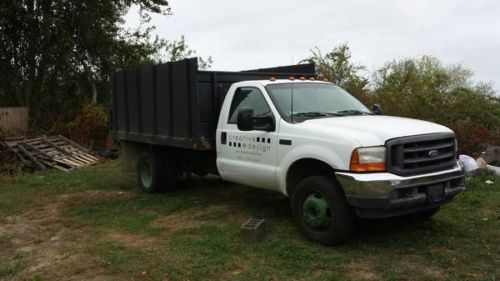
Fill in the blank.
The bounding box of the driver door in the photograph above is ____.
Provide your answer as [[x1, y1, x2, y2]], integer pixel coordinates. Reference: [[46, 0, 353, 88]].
[[216, 87, 278, 190]]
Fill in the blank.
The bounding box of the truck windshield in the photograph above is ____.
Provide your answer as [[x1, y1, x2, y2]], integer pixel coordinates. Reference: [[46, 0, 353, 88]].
[[265, 83, 371, 123]]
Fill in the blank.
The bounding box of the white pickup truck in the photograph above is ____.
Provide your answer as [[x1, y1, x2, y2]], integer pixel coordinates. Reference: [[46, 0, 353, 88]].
[[112, 58, 465, 245]]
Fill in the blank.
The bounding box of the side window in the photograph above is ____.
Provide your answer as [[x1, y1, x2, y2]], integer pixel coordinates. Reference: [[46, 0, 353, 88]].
[[228, 87, 271, 124]]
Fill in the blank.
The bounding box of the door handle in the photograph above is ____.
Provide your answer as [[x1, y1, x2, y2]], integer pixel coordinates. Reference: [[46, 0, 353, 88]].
[[221, 132, 227, 144], [279, 139, 292, 145]]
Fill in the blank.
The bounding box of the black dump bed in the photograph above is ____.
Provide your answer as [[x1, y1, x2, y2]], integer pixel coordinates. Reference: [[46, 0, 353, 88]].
[[111, 57, 315, 150]]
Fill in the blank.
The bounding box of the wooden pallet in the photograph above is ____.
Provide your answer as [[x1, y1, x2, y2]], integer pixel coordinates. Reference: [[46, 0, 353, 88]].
[[1, 135, 100, 171]]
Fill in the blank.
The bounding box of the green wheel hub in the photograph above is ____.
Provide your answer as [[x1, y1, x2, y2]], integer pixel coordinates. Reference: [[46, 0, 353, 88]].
[[139, 160, 153, 188], [302, 192, 331, 229]]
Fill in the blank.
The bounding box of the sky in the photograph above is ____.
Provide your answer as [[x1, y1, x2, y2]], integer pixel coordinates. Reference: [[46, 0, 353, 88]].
[[125, 0, 500, 92]]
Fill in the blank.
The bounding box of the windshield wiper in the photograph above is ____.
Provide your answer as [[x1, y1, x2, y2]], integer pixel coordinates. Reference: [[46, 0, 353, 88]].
[[335, 110, 372, 116], [292, 111, 344, 117]]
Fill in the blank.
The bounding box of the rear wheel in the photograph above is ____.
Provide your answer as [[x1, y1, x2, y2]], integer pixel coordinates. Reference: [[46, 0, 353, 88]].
[[291, 175, 356, 245], [137, 152, 178, 193]]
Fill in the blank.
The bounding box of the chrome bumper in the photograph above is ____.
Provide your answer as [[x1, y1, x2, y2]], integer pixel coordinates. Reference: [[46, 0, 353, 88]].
[[336, 162, 465, 218]]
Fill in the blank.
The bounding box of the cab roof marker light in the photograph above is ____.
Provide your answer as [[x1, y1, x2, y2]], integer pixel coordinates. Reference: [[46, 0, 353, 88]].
[[269, 76, 276, 81], [289, 76, 295, 81], [309, 77, 316, 81], [300, 76, 306, 80]]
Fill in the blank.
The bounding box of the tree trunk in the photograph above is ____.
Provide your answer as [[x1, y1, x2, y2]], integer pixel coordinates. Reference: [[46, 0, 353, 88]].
[[91, 83, 97, 103]]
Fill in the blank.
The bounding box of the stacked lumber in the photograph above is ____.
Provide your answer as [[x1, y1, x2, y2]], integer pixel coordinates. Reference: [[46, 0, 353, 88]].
[[0, 135, 100, 172]]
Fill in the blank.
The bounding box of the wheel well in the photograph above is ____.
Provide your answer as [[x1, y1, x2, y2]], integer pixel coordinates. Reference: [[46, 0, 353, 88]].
[[286, 158, 335, 196]]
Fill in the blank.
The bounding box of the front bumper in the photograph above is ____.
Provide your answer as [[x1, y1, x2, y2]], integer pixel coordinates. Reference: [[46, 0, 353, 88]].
[[336, 162, 465, 218]]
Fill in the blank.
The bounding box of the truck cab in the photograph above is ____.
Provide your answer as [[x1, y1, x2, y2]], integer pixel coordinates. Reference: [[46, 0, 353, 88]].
[[215, 79, 464, 245]]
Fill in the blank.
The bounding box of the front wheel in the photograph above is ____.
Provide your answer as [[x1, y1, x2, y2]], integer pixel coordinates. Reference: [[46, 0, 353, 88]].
[[291, 175, 356, 245], [418, 207, 440, 220]]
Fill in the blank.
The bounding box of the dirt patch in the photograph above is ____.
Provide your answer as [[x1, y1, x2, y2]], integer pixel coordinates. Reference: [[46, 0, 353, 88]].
[[344, 259, 380, 281], [96, 206, 245, 267], [398, 256, 446, 279], [0, 190, 134, 280], [227, 257, 250, 277], [152, 212, 204, 232], [152, 204, 250, 233], [104, 229, 157, 250], [57, 190, 135, 205], [196, 204, 252, 226]]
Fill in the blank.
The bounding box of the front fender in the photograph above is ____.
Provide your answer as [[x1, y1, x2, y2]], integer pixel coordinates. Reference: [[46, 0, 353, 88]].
[[277, 144, 351, 195]]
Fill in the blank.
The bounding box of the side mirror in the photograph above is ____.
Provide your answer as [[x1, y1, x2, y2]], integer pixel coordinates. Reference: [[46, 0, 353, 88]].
[[254, 115, 275, 132], [236, 107, 275, 132], [371, 104, 382, 115], [237, 107, 254, 131]]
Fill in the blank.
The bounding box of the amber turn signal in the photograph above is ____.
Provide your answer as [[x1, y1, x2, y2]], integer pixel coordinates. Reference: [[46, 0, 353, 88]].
[[350, 148, 386, 172]]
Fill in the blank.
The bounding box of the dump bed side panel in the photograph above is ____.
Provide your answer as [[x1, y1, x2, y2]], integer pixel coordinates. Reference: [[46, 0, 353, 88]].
[[140, 67, 155, 135], [112, 58, 200, 149], [155, 63, 171, 136]]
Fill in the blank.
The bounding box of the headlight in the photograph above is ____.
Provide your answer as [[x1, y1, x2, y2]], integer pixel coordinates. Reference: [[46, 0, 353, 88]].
[[350, 146, 386, 172]]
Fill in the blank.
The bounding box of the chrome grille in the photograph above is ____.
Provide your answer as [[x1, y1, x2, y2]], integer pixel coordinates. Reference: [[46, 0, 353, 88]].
[[387, 133, 456, 176]]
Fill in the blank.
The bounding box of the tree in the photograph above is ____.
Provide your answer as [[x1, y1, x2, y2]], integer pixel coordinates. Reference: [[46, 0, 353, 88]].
[[163, 35, 213, 70], [301, 44, 369, 102], [373, 56, 500, 154], [0, 0, 210, 132]]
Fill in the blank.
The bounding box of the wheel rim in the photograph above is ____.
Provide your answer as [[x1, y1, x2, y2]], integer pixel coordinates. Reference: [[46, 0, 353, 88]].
[[302, 192, 331, 230], [139, 161, 153, 188]]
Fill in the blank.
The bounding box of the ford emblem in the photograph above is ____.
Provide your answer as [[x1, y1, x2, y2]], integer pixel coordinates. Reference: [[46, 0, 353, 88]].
[[428, 150, 439, 158]]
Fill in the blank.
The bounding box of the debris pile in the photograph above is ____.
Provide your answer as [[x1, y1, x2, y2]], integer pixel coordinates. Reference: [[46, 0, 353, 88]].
[[459, 146, 500, 177], [0, 135, 100, 172]]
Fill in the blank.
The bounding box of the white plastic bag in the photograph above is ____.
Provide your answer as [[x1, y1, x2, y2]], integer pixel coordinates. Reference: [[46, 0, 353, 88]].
[[459, 154, 479, 176]]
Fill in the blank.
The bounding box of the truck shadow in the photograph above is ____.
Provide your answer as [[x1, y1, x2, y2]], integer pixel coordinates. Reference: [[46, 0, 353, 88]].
[[176, 175, 292, 219], [174, 175, 452, 246], [350, 215, 451, 244]]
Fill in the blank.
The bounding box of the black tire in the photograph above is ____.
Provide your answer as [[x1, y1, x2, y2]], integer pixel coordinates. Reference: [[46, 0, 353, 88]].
[[162, 154, 180, 190], [291, 175, 356, 245], [418, 207, 440, 220], [137, 152, 178, 193]]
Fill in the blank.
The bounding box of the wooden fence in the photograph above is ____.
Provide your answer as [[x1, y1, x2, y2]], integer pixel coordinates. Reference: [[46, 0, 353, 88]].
[[0, 107, 29, 136]]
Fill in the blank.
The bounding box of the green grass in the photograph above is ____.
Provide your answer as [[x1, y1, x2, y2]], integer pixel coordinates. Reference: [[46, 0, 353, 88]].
[[0, 246, 22, 278], [0, 161, 498, 280], [0, 261, 21, 278]]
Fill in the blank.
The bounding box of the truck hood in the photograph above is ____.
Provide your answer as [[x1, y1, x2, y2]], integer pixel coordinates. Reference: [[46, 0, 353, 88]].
[[301, 115, 453, 146]]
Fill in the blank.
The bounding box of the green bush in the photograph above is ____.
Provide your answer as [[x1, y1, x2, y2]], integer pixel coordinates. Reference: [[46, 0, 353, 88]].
[[307, 45, 499, 156], [54, 103, 109, 148], [372, 56, 500, 156]]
